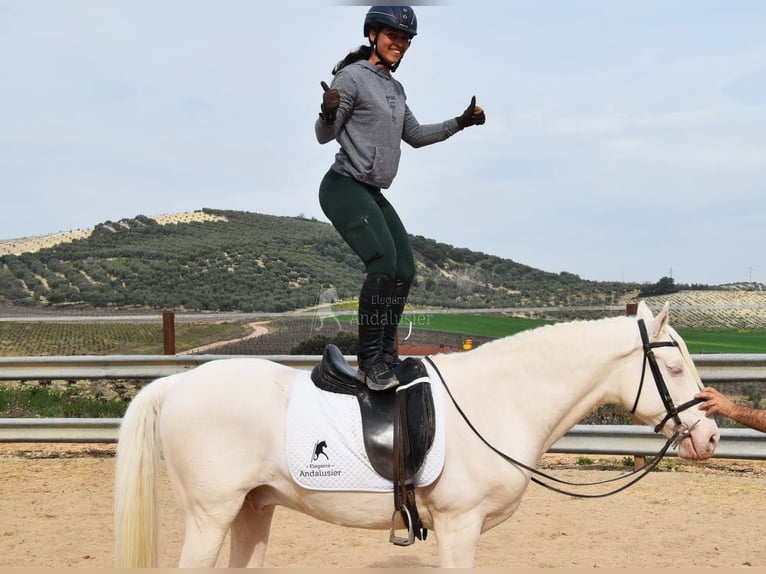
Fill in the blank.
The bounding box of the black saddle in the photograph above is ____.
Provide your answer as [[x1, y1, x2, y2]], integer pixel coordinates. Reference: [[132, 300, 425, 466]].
[[310, 344, 436, 481], [311, 344, 436, 544]]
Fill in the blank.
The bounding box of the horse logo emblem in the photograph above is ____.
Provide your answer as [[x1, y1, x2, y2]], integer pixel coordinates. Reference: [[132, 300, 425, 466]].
[[312, 440, 329, 461], [311, 286, 342, 332]]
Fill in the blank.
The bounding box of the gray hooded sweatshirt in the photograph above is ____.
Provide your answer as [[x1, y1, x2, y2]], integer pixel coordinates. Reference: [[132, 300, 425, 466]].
[[315, 60, 461, 189]]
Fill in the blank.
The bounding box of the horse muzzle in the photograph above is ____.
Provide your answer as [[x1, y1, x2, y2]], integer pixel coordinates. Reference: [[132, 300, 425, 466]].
[[673, 419, 719, 460]]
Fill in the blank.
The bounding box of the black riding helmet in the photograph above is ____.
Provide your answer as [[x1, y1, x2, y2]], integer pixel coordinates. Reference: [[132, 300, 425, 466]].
[[363, 5, 418, 38], [364, 6, 417, 72]]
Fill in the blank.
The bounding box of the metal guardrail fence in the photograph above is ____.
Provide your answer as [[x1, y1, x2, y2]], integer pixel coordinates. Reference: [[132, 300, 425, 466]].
[[0, 354, 319, 380], [0, 419, 762, 459], [1, 354, 765, 458], [0, 353, 765, 382]]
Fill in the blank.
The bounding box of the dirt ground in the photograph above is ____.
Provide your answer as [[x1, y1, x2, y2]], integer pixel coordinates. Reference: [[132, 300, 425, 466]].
[[1, 443, 765, 569]]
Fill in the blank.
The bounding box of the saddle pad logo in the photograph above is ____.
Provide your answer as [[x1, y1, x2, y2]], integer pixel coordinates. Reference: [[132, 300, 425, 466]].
[[312, 440, 329, 461], [298, 440, 343, 480]]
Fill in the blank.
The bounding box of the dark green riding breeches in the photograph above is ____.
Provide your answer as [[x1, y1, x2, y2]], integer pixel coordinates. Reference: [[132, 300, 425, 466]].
[[319, 169, 415, 282]]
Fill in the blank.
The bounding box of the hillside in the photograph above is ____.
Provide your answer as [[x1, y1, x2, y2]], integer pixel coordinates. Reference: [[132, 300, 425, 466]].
[[642, 290, 766, 330], [0, 211, 226, 256], [0, 208, 669, 313]]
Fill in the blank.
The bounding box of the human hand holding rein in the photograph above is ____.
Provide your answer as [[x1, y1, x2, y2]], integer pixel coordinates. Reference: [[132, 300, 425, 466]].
[[456, 95, 486, 129], [320, 81, 340, 125]]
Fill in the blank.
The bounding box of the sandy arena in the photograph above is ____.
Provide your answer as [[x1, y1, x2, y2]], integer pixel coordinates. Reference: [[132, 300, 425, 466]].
[[1, 443, 765, 568]]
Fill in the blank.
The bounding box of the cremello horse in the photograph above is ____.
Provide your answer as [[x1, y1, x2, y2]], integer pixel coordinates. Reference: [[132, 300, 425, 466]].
[[113, 302, 719, 568]]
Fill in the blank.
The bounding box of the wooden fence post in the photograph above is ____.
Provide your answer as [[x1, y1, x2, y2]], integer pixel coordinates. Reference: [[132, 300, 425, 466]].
[[163, 310, 176, 355]]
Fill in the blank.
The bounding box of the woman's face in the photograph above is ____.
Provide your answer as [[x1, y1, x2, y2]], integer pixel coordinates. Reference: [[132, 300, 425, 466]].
[[370, 26, 412, 67]]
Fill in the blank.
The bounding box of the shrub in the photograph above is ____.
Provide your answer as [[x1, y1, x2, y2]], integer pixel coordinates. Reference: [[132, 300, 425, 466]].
[[290, 331, 359, 355]]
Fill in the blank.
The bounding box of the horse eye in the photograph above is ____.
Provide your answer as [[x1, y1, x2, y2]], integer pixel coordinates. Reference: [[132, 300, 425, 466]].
[[666, 364, 683, 376]]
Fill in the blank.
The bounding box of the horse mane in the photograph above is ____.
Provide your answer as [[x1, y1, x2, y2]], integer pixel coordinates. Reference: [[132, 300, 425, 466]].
[[465, 313, 631, 356], [666, 323, 703, 388]]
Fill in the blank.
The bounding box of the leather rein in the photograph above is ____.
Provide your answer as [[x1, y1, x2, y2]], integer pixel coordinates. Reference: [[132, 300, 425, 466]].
[[424, 318, 704, 498]]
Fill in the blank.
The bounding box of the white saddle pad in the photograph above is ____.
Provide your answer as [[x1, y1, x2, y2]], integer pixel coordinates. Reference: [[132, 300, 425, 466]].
[[286, 359, 445, 492]]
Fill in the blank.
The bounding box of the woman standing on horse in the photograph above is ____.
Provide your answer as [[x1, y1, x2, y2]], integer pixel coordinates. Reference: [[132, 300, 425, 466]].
[[315, 5, 486, 391]]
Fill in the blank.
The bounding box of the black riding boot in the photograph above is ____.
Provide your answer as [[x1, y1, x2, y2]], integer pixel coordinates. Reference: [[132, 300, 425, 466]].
[[356, 273, 399, 391], [381, 278, 411, 371]]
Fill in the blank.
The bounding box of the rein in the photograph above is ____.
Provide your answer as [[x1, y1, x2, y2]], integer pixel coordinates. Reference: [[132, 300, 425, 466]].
[[423, 319, 702, 499]]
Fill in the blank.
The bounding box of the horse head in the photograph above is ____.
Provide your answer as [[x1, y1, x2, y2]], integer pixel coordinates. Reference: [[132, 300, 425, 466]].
[[628, 301, 719, 460]]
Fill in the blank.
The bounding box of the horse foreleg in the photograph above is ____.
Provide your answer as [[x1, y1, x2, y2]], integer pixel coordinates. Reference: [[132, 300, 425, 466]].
[[433, 514, 483, 568], [228, 493, 275, 568]]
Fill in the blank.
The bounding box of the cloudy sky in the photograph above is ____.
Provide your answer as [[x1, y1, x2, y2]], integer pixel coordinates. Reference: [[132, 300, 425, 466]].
[[1, 1, 764, 285]]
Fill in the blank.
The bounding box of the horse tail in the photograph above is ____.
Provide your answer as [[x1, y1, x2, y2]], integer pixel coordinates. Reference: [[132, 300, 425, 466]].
[[113, 373, 180, 567]]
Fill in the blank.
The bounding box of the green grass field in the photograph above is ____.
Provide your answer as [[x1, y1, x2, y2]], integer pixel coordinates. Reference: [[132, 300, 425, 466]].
[[675, 328, 766, 354], [399, 313, 556, 338], [0, 386, 127, 418]]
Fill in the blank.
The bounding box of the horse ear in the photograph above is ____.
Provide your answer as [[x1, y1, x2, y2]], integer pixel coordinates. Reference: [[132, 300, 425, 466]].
[[650, 301, 670, 338], [636, 301, 654, 321]]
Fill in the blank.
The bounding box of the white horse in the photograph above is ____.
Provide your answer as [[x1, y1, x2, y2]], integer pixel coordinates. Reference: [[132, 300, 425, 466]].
[[113, 302, 719, 568]]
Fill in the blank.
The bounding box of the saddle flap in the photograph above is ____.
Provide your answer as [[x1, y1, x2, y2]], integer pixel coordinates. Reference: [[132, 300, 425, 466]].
[[358, 359, 435, 481]]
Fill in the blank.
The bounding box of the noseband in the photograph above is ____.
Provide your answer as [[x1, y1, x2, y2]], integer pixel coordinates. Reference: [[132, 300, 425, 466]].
[[630, 319, 703, 434]]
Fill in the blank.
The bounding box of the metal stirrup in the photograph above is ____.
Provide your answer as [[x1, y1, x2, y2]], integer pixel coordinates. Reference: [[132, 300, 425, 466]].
[[389, 506, 416, 546]]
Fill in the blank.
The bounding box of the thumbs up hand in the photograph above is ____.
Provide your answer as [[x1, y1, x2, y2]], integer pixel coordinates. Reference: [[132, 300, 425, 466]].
[[455, 95, 486, 130], [320, 81, 340, 125]]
